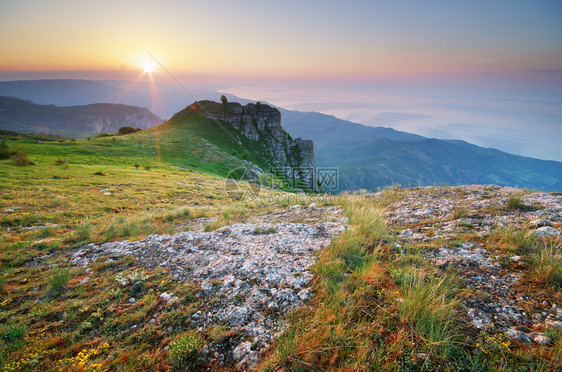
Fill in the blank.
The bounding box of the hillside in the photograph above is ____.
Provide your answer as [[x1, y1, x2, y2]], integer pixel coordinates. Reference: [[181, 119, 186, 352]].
[[0, 96, 163, 137], [163, 101, 316, 191], [281, 109, 562, 192], [1, 136, 561, 370]]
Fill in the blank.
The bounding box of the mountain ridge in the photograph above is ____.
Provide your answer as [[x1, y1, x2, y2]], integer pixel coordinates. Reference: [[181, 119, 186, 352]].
[[1, 79, 560, 192], [0, 96, 163, 137]]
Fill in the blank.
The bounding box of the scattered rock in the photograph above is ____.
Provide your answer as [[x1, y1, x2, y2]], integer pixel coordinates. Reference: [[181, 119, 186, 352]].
[[233, 341, 252, 360], [3, 206, 22, 214], [534, 335, 551, 345], [505, 328, 532, 343], [533, 226, 561, 237]]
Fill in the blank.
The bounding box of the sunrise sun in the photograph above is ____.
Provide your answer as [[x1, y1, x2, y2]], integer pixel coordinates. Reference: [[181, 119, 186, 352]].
[[141, 61, 156, 74]]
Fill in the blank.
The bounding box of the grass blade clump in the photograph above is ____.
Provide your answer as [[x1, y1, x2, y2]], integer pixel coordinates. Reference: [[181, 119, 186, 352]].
[[396, 268, 460, 356], [532, 241, 562, 288], [48, 269, 70, 296], [168, 331, 202, 371]]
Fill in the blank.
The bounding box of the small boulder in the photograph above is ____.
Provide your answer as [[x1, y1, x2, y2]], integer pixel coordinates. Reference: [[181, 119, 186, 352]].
[[533, 226, 560, 237], [534, 335, 551, 345], [505, 328, 531, 343]]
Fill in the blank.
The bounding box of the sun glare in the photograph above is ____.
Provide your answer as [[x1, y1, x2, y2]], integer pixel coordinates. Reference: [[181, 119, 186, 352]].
[[141, 61, 156, 74]]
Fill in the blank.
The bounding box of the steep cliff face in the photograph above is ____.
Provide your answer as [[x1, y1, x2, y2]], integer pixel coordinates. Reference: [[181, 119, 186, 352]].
[[175, 100, 316, 189]]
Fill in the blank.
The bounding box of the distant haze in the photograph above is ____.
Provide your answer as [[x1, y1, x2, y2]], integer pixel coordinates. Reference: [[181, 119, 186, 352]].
[[222, 72, 562, 162], [1, 0, 561, 161]]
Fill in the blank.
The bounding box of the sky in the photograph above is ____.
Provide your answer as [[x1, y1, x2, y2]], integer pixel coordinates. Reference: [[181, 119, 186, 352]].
[[1, 0, 561, 160]]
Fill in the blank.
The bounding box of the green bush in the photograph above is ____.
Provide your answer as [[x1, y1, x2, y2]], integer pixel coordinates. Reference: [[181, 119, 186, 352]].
[[10, 152, 35, 166], [168, 331, 202, 371], [118, 126, 142, 135], [0, 138, 15, 159]]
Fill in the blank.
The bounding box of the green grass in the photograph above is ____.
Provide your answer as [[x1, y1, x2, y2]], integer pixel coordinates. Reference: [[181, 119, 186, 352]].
[[396, 268, 460, 357], [263, 193, 475, 371], [532, 242, 562, 288], [47, 269, 70, 295], [167, 331, 202, 371], [505, 195, 538, 212], [452, 206, 467, 220], [0, 130, 300, 371]]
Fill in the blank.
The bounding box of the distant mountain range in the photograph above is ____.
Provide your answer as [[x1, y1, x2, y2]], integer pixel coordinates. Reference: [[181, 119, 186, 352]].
[[0, 96, 162, 137], [280, 110, 562, 191], [1, 79, 561, 192]]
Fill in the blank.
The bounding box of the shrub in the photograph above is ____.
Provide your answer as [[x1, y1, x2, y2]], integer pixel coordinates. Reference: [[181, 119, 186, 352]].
[[118, 126, 142, 135], [0, 325, 27, 350], [134, 163, 140, 169], [0, 138, 15, 159], [144, 165, 151, 170], [54, 157, 67, 165], [48, 269, 70, 294], [168, 331, 202, 371], [93, 171, 105, 176], [10, 152, 35, 166]]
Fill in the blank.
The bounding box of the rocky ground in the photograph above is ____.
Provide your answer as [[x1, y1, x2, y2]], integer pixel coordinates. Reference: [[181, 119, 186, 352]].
[[66, 185, 562, 370], [71, 205, 345, 370], [374, 185, 562, 347]]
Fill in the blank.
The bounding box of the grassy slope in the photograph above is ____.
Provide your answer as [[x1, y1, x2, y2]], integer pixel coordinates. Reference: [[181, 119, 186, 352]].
[[330, 138, 562, 191], [2, 131, 560, 370], [261, 190, 562, 371], [0, 131, 299, 370], [161, 109, 278, 171]]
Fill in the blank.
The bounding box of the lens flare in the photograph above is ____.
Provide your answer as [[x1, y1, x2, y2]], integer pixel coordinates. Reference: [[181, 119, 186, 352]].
[[141, 61, 156, 74]]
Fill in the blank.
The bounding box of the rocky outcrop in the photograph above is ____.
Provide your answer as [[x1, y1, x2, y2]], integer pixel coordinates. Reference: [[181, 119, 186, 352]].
[[72, 205, 344, 370], [180, 100, 316, 190], [372, 185, 562, 347]]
